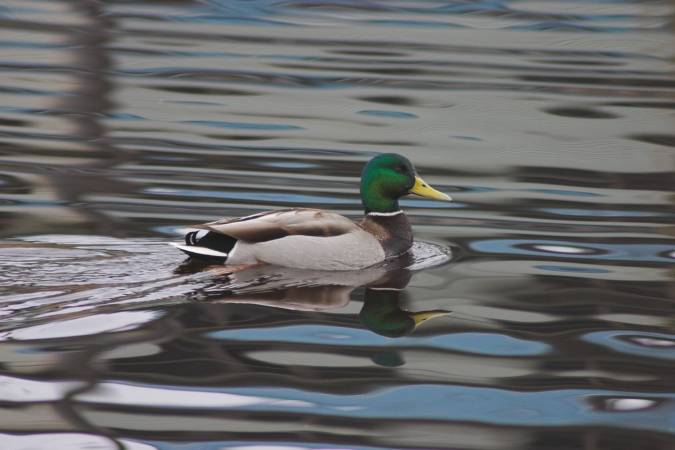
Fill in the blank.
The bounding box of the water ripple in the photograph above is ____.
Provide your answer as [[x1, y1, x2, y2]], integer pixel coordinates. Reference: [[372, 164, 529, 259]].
[[0, 0, 674, 449]]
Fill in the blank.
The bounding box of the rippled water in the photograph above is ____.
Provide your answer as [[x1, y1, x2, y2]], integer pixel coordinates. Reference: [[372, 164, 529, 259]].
[[1, 0, 675, 449]]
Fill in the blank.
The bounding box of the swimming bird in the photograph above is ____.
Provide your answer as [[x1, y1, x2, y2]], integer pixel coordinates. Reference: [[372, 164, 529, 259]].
[[170, 153, 451, 270]]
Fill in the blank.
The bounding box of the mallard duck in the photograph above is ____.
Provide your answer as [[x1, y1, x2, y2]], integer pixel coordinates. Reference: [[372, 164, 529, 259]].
[[170, 153, 451, 270]]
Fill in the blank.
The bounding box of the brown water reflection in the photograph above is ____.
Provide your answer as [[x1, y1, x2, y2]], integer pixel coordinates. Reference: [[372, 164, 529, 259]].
[[1, 0, 675, 449]]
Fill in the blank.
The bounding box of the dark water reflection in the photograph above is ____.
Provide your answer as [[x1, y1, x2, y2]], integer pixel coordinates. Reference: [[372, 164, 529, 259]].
[[1, 0, 675, 449]]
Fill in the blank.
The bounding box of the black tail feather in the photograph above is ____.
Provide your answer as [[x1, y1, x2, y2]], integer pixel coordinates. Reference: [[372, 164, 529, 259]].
[[182, 230, 237, 262]]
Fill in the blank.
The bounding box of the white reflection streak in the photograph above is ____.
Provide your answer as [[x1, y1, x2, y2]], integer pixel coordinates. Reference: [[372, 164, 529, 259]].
[[227, 446, 350, 450], [632, 337, 675, 347], [534, 245, 591, 254], [0, 374, 83, 402], [604, 398, 656, 411], [0, 433, 115, 450], [76, 382, 314, 409], [118, 439, 161, 450], [1, 311, 163, 340]]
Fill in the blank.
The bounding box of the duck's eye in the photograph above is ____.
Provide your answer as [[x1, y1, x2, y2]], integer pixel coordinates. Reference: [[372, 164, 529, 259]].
[[395, 166, 405, 173]]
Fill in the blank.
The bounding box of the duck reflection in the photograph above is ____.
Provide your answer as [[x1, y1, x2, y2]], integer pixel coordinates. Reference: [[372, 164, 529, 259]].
[[360, 288, 449, 338], [185, 254, 450, 338]]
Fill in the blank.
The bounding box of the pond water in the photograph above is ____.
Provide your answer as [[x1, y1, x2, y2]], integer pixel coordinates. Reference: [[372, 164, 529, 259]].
[[1, 1, 674, 449]]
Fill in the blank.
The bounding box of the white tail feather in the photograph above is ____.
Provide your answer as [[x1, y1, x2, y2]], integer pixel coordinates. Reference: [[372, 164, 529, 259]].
[[169, 242, 229, 258]]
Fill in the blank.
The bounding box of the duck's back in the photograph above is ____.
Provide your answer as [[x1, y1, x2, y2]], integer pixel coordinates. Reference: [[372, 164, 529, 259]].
[[203, 208, 358, 240], [173, 208, 386, 270]]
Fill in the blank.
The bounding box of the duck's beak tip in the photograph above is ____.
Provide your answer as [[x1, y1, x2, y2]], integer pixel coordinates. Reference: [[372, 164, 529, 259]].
[[412, 309, 452, 327], [410, 176, 452, 202]]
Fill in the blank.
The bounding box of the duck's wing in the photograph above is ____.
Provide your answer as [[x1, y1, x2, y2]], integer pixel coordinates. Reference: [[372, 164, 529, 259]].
[[195, 208, 360, 243]]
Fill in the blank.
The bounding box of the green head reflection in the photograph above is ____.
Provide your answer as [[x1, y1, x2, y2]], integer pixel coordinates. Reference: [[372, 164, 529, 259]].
[[359, 287, 450, 338]]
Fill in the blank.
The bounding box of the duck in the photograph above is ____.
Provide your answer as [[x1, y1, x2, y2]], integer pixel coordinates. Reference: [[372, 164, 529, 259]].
[[170, 153, 451, 270]]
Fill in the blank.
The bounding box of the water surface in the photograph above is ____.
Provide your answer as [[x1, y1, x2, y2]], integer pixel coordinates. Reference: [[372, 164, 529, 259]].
[[1, 1, 674, 449]]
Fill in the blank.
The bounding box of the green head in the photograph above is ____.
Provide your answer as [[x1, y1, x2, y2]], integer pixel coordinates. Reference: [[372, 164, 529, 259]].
[[360, 153, 451, 214]]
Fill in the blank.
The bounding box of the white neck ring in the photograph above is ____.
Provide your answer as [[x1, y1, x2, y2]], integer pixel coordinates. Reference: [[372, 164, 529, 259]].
[[367, 210, 403, 217]]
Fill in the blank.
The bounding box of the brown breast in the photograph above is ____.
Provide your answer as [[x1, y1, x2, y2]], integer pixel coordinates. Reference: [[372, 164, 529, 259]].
[[359, 212, 413, 258]]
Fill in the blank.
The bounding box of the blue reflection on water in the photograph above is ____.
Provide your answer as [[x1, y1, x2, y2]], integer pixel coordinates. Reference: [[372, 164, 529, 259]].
[[108, 113, 146, 121], [367, 20, 466, 29], [143, 440, 383, 450], [183, 120, 303, 130], [0, 41, 69, 50], [400, 198, 463, 209], [147, 188, 351, 205], [536, 264, 610, 274], [257, 160, 319, 169], [357, 110, 418, 119], [109, 381, 675, 431], [525, 188, 600, 197], [542, 208, 663, 217], [209, 325, 551, 356], [146, 188, 464, 208], [471, 239, 675, 263], [583, 331, 675, 360], [509, 23, 635, 33], [451, 135, 483, 141]]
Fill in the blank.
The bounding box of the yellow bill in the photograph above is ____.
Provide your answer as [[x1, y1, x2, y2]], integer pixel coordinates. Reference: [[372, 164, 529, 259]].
[[411, 310, 452, 328], [410, 176, 452, 201]]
